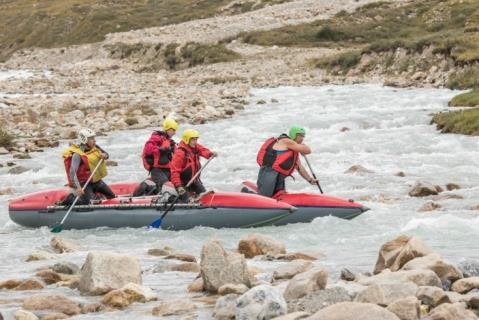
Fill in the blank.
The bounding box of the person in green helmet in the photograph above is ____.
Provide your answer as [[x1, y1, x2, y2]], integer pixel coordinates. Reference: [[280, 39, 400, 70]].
[[255, 125, 317, 197]]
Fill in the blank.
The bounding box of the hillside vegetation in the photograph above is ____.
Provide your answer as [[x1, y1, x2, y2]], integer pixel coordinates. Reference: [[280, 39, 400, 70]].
[[0, 0, 289, 62]]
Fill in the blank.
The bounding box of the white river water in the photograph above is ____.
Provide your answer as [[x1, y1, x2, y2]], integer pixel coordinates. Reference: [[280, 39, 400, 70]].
[[0, 84, 478, 318]]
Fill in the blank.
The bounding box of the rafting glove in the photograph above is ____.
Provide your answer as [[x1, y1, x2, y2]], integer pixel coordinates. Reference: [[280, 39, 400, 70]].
[[176, 187, 186, 195]]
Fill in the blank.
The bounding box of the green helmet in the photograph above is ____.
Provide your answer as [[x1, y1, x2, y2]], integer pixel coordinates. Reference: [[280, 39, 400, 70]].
[[288, 126, 306, 139]]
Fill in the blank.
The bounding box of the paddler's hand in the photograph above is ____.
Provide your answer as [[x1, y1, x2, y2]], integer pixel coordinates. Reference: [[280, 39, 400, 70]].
[[101, 152, 109, 160], [75, 187, 84, 197], [211, 152, 218, 158], [308, 178, 319, 185], [176, 187, 186, 195]]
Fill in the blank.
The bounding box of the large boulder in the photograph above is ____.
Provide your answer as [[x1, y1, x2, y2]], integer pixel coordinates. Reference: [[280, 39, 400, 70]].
[[408, 181, 439, 197], [374, 236, 433, 274], [386, 296, 420, 320], [427, 302, 478, 320], [78, 251, 142, 295], [238, 234, 286, 258], [354, 282, 418, 306], [236, 285, 287, 320], [273, 260, 313, 280], [214, 294, 238, 320], [358, 269, 442, 288], [307, 302, 400, 320], [201, 240, 250, 293], [416, 286, 451, 307], [22, 294, 81, 316], [451, 277, 479, 294], [283, 267, 328, 301], [401, 254, 463, 283], [287, 287, 352, 314]]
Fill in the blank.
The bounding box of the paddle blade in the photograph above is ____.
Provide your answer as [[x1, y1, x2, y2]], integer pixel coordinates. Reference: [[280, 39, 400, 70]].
[[149, 218, 162, 229], [50, 224, 63, 233]]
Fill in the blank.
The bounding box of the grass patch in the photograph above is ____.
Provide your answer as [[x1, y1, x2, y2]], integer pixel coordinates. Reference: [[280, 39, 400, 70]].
[[431, 108, 479, 135], [180, 43, 240, 68], [200, 75, 247, 85], [238, 0, 479, 64], [0, 127, 14, 149], [314, 51, 362, 73], [0, 0, 290, 62], [448, 90, 479, 107]]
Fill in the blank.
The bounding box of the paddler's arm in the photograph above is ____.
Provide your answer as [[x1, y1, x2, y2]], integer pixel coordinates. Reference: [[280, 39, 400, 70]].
[[282, 139, 311, 155], [69, 153, 84, 196], [296, 160, 318, 185]]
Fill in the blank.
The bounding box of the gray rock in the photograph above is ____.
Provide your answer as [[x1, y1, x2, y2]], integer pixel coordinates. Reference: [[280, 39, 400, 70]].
[[427, 302, 478, 320], [52, 262, 80, 275], [201, 240, 250, 293], [355, 282, 418, 306], [307, 302, 400, 320], [386, 296, 420, 320], [287, 286, 352, 314], [401, 254, 463, 283], [458, 259, 479, 278], [236, 285, 287, 320], [340, 268, 356, 281], [273, 260, 313, 280], [283, 267, 328, 301], [357, 269, 441, 288], [451, 277, 479, 294], [214, 294, 238, 320], [416, 286, 451, 307], [374, 235, 433, 274], [79, 251, 142, 295], [408, 181, 438, 197]]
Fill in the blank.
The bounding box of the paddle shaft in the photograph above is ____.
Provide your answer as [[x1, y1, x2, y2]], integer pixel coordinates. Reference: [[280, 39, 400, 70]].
[[302, 154, 323, 194], [55, 159, 104, 228], [151, 155, 215, 227]]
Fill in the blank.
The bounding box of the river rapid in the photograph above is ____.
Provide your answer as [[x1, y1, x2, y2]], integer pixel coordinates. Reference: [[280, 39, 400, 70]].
[[1, 84, 478, 318]]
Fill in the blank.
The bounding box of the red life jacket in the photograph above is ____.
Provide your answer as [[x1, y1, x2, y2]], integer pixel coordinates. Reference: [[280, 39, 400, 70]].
[[256, 134, 298, 176], [177, 146, 201, 185], [141, 131, 176, 171], [63, 145, 92, 187]]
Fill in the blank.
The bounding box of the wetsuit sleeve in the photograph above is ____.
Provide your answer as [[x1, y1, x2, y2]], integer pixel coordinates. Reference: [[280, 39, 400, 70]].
[[170, 149, 186, 187], [144, 137, 161, 165], [196, 143, 213, 159], [69, 153, 82, 189]]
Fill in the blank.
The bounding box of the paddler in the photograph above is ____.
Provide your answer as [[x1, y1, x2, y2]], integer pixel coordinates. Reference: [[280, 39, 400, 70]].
[[256, 125, 317, 197]]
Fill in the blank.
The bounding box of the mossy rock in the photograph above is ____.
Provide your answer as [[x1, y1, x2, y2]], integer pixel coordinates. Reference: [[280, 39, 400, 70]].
[[448, 90, 479, 107], [432, 107, 479, 135]]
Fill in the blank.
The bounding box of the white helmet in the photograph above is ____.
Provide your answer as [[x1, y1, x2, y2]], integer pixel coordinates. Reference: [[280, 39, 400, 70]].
[[78, 128, 96, 144]]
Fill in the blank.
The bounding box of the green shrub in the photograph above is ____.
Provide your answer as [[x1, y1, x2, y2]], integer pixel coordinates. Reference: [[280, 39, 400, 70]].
[[432, 108, 479, 135], [448, 90, 479, 107], [0, 127, 14, 149]]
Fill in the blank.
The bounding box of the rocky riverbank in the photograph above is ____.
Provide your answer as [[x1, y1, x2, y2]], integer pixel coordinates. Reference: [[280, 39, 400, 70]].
[[0, 0, 407, 156], [1, 234, 478, 319]]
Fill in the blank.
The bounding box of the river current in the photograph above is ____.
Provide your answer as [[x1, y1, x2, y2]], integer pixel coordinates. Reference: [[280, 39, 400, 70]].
[[1, 83, 478, 318]]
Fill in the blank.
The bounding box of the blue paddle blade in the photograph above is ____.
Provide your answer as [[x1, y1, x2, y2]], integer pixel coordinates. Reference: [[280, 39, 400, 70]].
[[149, 218, 162, 229], [50, 224, 63, 233]]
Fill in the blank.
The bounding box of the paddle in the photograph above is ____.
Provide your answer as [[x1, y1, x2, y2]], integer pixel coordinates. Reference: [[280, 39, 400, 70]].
[[302, 154, 323, 194], [51, 159, 104, 233], [149, 155, 215, 229]]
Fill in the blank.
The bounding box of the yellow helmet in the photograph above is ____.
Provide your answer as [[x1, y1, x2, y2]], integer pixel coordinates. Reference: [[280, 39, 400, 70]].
[[182, 129, 200, 144], [163, 118, 179, 131]]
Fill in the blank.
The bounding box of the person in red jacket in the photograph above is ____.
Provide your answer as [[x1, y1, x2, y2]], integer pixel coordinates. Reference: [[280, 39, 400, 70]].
[[256, 125, 317, 197], [136, 118, 178, 196], [170, 129, 217, 202]]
